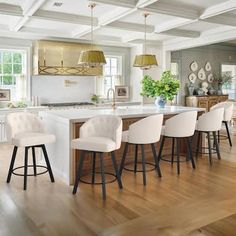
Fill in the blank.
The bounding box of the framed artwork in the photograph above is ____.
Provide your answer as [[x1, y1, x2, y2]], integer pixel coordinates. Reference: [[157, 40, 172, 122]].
[[188, 73, 197, 83], [0, 89, 10, 101], [115, 86, 129, 99], [198, 68, 206, 80], [190, 61, 198, 72], [205, 62, 212, 72]]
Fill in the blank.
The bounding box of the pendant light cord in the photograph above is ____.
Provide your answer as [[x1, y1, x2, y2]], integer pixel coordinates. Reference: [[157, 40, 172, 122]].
[[89, 3, 95, 50], [144, 14, 147, 55]]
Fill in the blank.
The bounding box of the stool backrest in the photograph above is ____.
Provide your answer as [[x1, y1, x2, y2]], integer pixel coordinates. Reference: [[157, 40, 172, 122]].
[[6, 112, 44, 141], [80, 115, 122, 149], [164, 111, 197, 137], [210, 101, 233, 122], [128, 114, 163, 144], [197, 108, 224, 132]]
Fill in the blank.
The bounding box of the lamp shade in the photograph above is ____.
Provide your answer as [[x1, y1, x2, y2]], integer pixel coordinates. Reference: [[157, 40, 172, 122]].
[[133, 54, 158, 70], [78, 50, 106, 68]]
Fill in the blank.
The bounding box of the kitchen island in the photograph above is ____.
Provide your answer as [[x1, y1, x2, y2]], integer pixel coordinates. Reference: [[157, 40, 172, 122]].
[[40, 105, 205, 185]]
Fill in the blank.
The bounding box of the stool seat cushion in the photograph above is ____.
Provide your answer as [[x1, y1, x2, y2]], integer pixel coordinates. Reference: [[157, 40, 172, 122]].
[[71, 137, 116, 152], [12, 132, 56, 147], [122, 130, 129, 142]]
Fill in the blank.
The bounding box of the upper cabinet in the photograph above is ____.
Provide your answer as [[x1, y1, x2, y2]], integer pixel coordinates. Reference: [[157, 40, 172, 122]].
[[33, 40, 103, 76]]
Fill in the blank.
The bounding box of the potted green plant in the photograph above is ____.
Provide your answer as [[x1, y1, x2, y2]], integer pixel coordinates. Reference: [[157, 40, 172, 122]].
[[213, 72, 233, 95], [141, 71, 180, 108]]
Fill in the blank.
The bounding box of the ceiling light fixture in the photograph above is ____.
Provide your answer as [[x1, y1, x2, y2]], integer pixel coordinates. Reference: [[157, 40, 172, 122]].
[[78, 3, 106, 68], [133, 13, 158, 70]]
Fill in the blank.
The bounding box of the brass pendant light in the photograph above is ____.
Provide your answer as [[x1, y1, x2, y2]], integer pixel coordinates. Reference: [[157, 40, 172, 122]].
[[133, 13, 158, 70], [78, 3, 106, 68]]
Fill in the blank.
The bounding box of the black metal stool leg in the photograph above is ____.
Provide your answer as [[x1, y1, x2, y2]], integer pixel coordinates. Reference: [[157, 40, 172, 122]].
[[171, 138, 175, 165], [176, 138, 180, 175], [196, 131, 201, 159], [158, 136, 165, 162], [32, 147, 37, 176], [24, 147, 29, 190], [91, 152, 96, 184], [141, 144, 146, 185], [111, 152, 123, 189], [213, 131, 221, 160], [7, 146, 18, 183], [119, 143, 128, 176], [73, 150, 85, 194], [151, 143, 162, 177], [99, 153, 106, 200], [224, 121, 232, 147], [134, 144, 138, 173], [218, 130, 220, 144], [207, 132, 213, 165], [41, 145, 55, 182], [187, 137, 195, 169]]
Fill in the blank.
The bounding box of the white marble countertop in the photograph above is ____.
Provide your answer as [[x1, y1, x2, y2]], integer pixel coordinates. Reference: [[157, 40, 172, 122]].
[[40, 105, 205, 123]]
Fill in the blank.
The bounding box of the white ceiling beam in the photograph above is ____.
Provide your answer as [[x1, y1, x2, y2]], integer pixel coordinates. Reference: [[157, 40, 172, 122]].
[[32, 10, 98, 26], [158, 29, 201, 38], [155, 18, 198, 33], [200, 0, 236, 19], [92, 0, 137, 8], [0, 3, 22, 16], [140, 2, 199, 19], [106, 21, 154, 33], [201, 14, 236, 27], [164, 26, 236, 51], [73, 8, 136, 38], [127, 38, 162, 46], [136, 0, 160, 8], [12, 0, 47, 32]]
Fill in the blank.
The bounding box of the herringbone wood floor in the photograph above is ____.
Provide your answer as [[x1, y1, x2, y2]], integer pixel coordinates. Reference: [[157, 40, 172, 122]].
[[1, 130, 236, 236]]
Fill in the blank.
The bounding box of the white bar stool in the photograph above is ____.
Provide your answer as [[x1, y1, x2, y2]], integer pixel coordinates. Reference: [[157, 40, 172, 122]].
[[158, 111, 197, 175], [210, 102, 233, 146], [71, 115, 123, 200], [119, 114, 163, 185], [6, 112, 56, 190], [195, 108, 224, 165]]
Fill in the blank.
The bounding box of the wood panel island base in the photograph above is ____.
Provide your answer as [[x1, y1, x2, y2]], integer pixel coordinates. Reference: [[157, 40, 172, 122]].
[[40, 105, 205, 185]]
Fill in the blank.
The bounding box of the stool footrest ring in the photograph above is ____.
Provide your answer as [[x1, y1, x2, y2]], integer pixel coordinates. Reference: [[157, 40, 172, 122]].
[[12, 165, 48, 177], [160, 154, 190, 163], [124, 161, 156, 172], [79, 172, 117, 185]]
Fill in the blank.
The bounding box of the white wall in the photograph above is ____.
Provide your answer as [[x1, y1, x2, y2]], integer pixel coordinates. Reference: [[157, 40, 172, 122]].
[[32, 76, 95, 104]]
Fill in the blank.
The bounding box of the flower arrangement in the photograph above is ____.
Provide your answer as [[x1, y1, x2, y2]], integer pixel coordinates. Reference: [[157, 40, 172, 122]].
[[141, 70, 180, 101]]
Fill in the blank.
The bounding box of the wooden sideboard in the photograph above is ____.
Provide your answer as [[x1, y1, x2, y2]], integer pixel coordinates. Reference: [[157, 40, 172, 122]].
[[186, 95, 229, 111]]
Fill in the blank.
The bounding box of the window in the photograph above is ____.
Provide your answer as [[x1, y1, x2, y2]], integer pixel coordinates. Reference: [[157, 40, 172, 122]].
[[0, 49, 27, 101], [171, 61, 180, 104], [221, 64, 236, 100], [96, 56, 123, 98]]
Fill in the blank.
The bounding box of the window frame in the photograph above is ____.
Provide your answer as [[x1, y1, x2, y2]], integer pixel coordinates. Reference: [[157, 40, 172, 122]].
[[0, 46, 30, 101]]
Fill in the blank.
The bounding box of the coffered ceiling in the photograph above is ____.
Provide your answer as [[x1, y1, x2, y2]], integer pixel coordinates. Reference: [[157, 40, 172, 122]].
[[0, 0, 235, 49]]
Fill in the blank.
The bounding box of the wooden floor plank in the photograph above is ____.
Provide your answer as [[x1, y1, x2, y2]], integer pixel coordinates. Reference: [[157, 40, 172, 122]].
[[0, 129, 236, 235]]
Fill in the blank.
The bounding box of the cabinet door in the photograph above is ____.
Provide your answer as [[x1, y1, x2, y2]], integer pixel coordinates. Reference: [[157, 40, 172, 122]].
[[208, 98, 218, 110], [198, 98, 208, 111]]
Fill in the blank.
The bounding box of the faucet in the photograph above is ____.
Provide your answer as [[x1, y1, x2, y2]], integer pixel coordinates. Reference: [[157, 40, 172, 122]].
[[107, 88, 116, 109]]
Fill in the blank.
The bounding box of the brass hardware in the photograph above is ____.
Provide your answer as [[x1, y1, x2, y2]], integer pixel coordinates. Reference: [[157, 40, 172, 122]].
[[107, 88, 116, 109]]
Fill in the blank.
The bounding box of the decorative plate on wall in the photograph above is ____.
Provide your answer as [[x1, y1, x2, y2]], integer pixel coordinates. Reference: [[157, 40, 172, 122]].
[[205, 62, 212, 72], [188, 73, 197, 83], [198, 68, 206, 80], [190, 61, 198, 72], [208, 73, 214, 83]]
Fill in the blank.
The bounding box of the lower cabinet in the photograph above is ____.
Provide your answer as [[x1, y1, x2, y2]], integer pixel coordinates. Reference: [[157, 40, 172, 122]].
[[186, 95, 229, 111]]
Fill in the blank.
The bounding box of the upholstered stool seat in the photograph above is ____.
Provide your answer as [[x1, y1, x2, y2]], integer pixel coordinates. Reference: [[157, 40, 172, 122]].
[[210, 102, 233, 147], [13, 132, 55, 147], [72, 115, 123, 200], [158, 111, 197, 174], [6, 112, 55, 190], [195, 108, 224, 165], [71, 137, 116, 153], [119, 114, 163, 185]]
